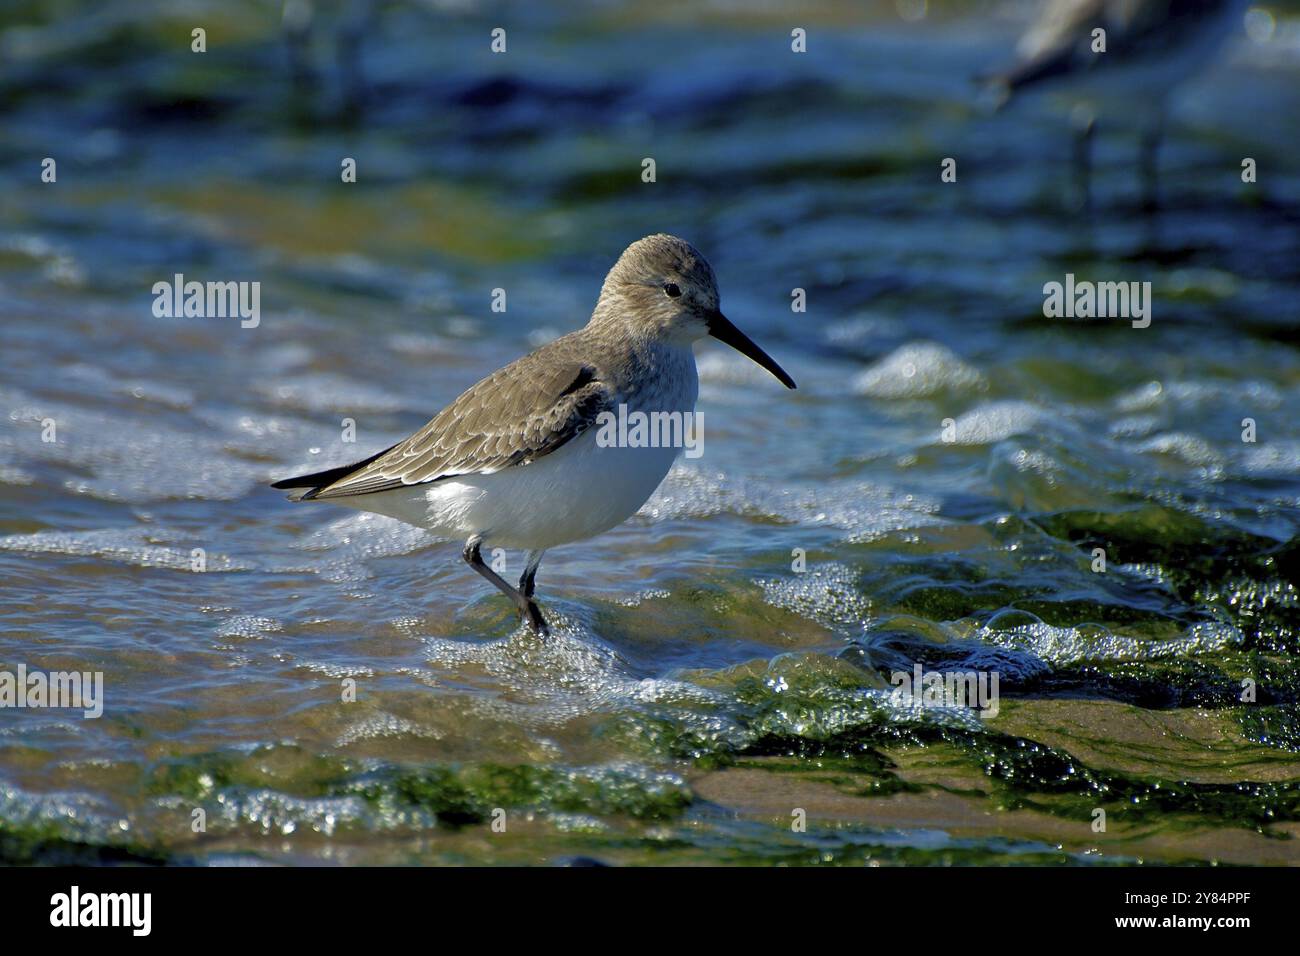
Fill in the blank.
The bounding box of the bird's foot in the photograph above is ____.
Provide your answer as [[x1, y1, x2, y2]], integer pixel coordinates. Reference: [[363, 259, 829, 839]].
[[522, 600, 549, 637]]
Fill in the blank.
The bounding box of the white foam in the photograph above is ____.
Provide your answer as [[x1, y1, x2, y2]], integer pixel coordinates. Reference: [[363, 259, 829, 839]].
[[642, 466, 942, 542], [757, 562, 872, 630], [214, 615, 285, 640], [853, 341, 985, 398], [0, 527, 253, 571], [215, 789, 376, 836], [948, 400, 1051, 445], [288, 512, 436, 583], [0, 783, 122, 841], [419, 615, 721, 728], [335, 713, 430, 747], [1239, 439, 1300, 477], [1133, 432, 1224, 467], [254, 372, 406, 414], [1, 386, 259, 502], [970, 616, 1242, 666], [0, 464, 35, 486], [1116, 379, 1284, 413]]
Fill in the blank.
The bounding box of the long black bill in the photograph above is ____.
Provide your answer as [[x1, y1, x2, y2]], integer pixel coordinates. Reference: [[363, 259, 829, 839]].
[[706, 311, 797, 389]]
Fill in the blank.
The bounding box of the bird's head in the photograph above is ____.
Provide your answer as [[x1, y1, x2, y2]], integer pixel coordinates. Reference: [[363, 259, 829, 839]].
[[594, 233, 796, 389]]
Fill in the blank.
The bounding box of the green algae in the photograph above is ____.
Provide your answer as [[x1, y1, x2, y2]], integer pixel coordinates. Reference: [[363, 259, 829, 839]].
[[1238, 705, 1300, 754], [0, 818, 169, 866], [340, 762, 692, 826], [140, 746, 694, 833], [144, 745, 356, 801], [1035, 508, 1300, 654]]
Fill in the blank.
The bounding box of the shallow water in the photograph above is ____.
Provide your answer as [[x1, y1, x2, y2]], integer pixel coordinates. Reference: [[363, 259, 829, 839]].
[[2, 1, 1300, 865]]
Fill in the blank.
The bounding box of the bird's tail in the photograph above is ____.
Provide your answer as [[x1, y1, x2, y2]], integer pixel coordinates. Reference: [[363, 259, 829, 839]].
[[269, 448, 391, 501]]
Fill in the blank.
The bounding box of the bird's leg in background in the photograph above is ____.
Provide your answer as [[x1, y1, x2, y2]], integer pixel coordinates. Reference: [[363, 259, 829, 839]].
[[1071, 107, 1096, 212], [1140, 110, 1166, 213], [463, 538, 549, 635], [334, 1, 371, 122], [281, 0, 316, 107]]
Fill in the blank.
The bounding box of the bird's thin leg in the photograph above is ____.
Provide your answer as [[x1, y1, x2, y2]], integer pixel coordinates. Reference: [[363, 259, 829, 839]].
[[1140, 112, 1164, 213], [518, 549, 548, 634], [462, 538, 548, 635], [1072, 113, 1096, 212], [519, 549, 546, 600]]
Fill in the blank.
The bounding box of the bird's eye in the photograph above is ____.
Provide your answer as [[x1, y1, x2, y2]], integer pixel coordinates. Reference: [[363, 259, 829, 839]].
[[663, 282, 682, 298]]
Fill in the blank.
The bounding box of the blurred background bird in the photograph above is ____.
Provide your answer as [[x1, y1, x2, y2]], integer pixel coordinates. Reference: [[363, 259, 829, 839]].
[[985, 0, 1251, 208]]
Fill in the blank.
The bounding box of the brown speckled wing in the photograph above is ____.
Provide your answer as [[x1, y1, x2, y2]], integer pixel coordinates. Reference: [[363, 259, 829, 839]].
[[309, 341, 611, 500]]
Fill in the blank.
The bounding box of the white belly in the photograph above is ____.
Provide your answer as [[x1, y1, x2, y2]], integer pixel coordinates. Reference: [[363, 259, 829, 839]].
[[335, 354, 699, 551], [366, 429, 685, 549]]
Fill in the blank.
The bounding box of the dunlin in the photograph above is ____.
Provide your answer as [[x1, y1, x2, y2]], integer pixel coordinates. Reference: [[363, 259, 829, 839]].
[[272, 234, 796, 634], [986, 0, 1247, 205]]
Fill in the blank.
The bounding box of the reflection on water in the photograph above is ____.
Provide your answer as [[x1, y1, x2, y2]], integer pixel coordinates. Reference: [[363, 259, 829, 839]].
[[1, 1, 1299, 865]]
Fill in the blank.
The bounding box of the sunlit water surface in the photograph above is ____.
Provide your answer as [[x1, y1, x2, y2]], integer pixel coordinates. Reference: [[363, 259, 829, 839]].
[[2, 2, 1300, 864]]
